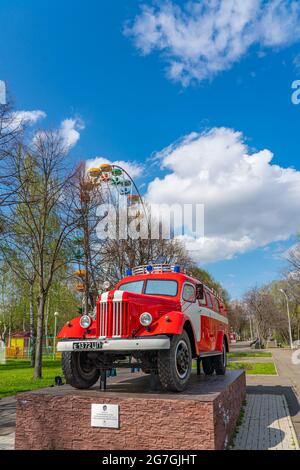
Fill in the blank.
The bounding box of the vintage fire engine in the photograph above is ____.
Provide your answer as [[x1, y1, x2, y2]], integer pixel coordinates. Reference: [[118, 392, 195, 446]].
[[57, 265, 229, 392]]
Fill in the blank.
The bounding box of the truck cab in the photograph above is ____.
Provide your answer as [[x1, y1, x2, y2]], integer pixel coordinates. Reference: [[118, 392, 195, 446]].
[[57, 264, 229, 392]]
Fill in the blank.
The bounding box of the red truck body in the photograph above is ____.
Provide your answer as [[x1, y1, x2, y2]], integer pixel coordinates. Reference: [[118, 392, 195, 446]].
[[57, 265, 229, 391]]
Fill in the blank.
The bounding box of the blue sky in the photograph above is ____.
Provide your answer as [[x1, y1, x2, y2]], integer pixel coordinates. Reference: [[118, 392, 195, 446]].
[[1, 0, 300, 298]]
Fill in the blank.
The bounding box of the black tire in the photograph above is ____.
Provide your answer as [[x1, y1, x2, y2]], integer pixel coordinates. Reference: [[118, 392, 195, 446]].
[[157, 331, 192, 392], [202, 356, 215, 375], [213, 341, 227, 375], [62, 351, 100, 389]]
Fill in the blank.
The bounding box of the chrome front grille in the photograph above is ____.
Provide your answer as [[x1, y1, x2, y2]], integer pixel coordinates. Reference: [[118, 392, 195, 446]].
[[99, 299, 125, 337], [112, 300, 123, 337], [99, 300, 109, 337]]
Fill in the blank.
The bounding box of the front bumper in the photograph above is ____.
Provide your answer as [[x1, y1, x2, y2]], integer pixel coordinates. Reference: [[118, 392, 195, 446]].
[[57, 336, 170, 352]]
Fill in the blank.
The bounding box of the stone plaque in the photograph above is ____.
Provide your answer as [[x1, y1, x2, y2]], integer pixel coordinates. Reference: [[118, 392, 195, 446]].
[[91, 404, 119, 429]]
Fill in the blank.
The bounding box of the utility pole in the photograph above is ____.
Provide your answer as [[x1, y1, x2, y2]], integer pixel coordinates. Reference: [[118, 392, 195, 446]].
[[53, 312, 59, 360]]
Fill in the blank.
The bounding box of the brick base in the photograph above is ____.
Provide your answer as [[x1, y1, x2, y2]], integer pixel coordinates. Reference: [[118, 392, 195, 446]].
[[15, 370, 245, 450]]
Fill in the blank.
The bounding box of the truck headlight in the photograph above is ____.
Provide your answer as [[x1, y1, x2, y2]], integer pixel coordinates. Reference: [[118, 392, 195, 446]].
[[80, 315, 91, 329], [140, 312, 152, 327]]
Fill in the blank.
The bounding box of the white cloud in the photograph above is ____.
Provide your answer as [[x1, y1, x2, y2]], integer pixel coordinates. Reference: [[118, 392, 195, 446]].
[[10, 110, 46, 129], [126, 0, 300, 85], [86, 156, 143, 179], [146, 127, 300, 263], [59, 117, 85, 150], [32, 116, 85, 151]]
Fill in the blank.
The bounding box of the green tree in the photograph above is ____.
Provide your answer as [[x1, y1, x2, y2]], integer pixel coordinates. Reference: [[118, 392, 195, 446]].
[[188, 265, 230, 306], [1, 134, 77, 378]]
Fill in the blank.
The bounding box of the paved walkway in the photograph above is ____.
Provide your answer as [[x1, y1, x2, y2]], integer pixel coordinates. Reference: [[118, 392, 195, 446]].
[[246, 348, 300, 441], [271, 349, 300, 396], [233, 394, 299, 450], [0, 396, 16, 450]]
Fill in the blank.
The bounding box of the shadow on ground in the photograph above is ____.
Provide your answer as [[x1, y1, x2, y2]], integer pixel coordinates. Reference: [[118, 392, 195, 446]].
[[247, 385, 300, 418], [232, 386, 300, 450]]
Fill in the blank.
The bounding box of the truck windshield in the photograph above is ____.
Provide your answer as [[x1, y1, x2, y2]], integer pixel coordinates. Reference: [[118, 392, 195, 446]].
[[145, 280, 178, 297], [118, 279, 178, 297], [119, 280, 144, 293]]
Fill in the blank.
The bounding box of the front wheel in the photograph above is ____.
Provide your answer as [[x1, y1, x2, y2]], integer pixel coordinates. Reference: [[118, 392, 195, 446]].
[[157, 331, 192, 392], [62, 352, 100, 389]]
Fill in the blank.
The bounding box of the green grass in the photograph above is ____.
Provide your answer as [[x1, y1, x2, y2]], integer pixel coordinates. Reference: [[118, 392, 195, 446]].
[[0, 359, 63, 399], [228, 351, 272, 358], [227, 361, 277, 375]]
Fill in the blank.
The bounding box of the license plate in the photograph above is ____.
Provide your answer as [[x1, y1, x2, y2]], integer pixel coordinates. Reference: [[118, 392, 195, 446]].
[[73, 341, 102, 351]]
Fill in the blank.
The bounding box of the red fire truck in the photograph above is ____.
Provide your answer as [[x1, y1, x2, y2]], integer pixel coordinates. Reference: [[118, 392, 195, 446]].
[[57, 264, 229, 392]]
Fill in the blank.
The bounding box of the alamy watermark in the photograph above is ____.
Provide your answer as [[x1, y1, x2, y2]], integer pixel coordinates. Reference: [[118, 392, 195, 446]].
[[0, 80, 6, 105], [95, 201, 204, 251], [291, 80, 300, 105]]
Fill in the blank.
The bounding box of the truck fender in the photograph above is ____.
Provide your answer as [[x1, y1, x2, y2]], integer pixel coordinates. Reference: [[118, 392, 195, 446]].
[[138, 311, 199, 355], [57, 316, 97, 339]]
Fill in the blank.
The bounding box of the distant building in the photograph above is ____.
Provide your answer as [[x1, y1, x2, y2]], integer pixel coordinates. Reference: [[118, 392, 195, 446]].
[[6, 332, 30, 359]]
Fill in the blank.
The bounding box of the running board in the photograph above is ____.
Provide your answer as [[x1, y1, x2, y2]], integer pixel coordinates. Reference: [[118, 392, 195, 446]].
[[199, 351, 222, 358]]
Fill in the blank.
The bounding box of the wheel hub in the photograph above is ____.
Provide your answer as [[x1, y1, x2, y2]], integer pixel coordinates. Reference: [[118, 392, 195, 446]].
[[78, 353, 96, 378], [175, 340, 190, 379]]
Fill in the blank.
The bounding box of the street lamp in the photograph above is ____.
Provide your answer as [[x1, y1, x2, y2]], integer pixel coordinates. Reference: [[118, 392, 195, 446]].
[[279, 289, 293, 349], [53, 312, 59, 360]]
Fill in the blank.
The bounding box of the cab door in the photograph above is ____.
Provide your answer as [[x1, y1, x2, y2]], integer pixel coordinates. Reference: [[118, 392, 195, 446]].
[[181, 283, 200, 345], [210, 296, 220, 350], [198, 291, 215, 351]]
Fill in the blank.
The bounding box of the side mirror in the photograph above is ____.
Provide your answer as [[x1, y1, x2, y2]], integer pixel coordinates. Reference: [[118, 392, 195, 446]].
[[196, 284, 204, 300]]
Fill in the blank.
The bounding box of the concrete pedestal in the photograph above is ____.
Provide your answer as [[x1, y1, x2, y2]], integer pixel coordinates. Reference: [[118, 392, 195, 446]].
[[15, 370, 245, 450]]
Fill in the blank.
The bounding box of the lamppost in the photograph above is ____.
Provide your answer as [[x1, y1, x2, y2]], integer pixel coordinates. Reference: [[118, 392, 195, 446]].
[[53, 312, 59, 360], [279, 289, 293, 349]]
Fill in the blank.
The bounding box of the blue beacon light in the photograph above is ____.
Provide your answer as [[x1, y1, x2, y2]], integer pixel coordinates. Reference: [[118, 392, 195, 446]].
[[173, 265, 181, 273], [126, 268, 133, 276], [146, 265, 153, 273]]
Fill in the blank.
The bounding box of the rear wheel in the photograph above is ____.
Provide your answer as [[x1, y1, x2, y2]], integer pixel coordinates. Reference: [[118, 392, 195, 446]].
[[62, 352, 100, 389], [157, 331, 192, 392], [213, 341, 227, 375], [202, 356, 215, 375]]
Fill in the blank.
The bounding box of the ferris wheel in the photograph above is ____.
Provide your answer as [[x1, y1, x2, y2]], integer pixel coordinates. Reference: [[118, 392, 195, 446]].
[[71, 161, 148, 309], [88, 162, 148, 227]]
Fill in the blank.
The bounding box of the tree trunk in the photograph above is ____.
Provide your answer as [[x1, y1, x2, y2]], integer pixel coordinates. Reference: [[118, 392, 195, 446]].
[[45, 296, 50, 350], [8, 311, 11, 346], [22, 311, 25, 332], [29, 284, 35, 367], [34, 293, 45, 379]]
